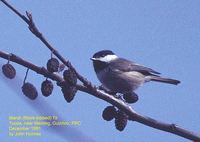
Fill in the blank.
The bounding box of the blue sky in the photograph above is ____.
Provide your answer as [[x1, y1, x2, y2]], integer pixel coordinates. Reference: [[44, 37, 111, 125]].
[[1, 0, 200, 142]]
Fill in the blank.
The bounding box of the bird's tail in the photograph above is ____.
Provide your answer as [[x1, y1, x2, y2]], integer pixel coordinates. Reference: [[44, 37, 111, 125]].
[[150, 76, 180, 85]]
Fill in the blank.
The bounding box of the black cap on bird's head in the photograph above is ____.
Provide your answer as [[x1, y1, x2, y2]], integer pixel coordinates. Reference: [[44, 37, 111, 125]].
[[92, 50, 115, 59], [91, 50, 117, 72], [91, 50, 118, 63]]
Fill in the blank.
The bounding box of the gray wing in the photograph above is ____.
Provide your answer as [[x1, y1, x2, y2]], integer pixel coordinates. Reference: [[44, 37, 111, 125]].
[[109, 58, 160, 76]]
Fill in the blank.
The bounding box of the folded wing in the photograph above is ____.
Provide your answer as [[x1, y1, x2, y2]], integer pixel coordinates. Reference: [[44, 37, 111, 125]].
[[110, 58, 160, 76]]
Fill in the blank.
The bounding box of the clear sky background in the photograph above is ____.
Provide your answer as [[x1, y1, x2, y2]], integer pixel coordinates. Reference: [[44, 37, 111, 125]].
[[1, 0, 200, 142]]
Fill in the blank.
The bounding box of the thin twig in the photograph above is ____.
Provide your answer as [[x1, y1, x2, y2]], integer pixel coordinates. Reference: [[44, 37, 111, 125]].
[[23, 68, 29, 84], [0, 0, 92, 88]]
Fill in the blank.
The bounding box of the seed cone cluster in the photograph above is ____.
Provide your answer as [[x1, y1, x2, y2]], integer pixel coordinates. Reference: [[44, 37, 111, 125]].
[[101, 91, 137, 131], [2, 63, 16, 79], [102, 106, 128, 131], [22, 82, 38, 100], [41, 79, 53, 97]]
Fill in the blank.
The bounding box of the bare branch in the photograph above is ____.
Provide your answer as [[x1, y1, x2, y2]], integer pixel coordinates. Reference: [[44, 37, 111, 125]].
[[1, 52, 200, 142], [1, 0, 91, 88], [1, 1, 200, 141]]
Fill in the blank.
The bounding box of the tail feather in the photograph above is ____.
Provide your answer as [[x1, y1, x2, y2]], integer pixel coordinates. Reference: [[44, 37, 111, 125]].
[[150, 76, 180, 85]]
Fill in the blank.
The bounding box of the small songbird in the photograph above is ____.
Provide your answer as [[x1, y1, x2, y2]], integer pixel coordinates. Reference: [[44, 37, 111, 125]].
[[91, 50, 180, 94]]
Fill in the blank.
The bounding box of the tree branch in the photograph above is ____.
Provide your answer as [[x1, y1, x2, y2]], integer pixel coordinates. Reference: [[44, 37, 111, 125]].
[[1, 51, 200, 141], [1, 0, 92, 88], [1, 1, 200, 141]]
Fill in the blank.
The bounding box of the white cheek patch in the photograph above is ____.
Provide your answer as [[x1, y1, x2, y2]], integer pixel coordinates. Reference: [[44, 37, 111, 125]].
[[98, 55, 118, 62]]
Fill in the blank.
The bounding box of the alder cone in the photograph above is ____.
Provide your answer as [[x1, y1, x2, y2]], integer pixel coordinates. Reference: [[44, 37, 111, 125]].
[[46, 58, 59, 73], [63, 69, 77, 85], [61, 83, 77, 103], [123, 92, 138, 104], [2, 63, 16, 79], [102, 106, 116, 121], [41, 80, 53, 97], [115, 110, 128, 131], [22, 82, 38, 100]]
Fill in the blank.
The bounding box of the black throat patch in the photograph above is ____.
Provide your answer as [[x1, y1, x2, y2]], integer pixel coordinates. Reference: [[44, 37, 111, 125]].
[[93, 60, 109, 73]]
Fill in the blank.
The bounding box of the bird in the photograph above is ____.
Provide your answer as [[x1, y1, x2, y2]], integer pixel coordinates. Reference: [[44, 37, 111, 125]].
[[91, 50, 180, 94]]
